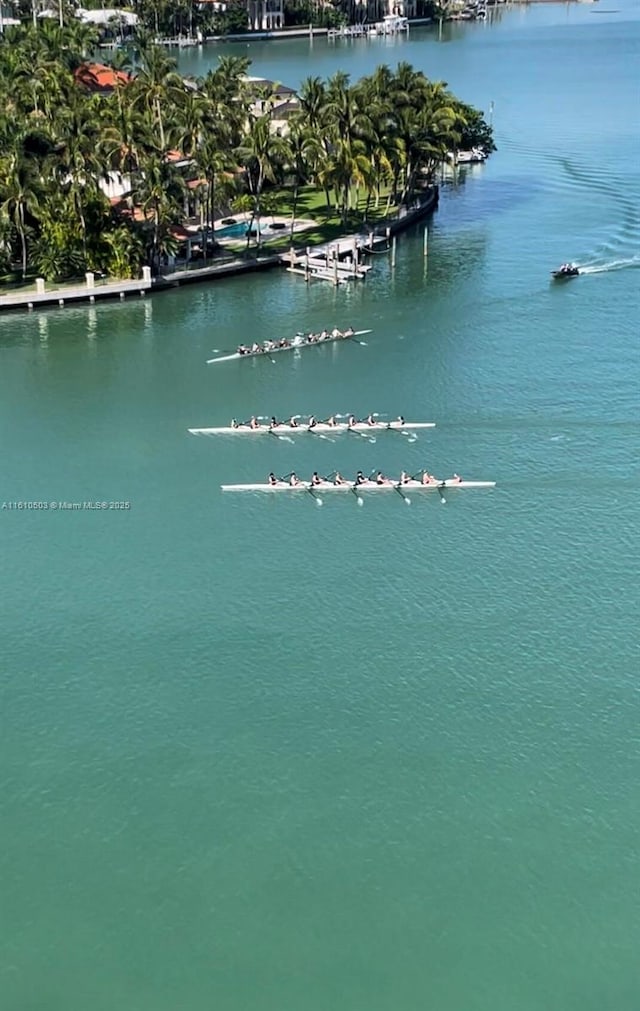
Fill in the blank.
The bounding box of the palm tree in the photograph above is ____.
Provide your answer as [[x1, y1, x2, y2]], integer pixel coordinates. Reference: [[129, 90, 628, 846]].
[[285, 122, 321, 238], [0, 144, 41, 278], [235, 113, 289, 247], [132, 156, 185, 270], [55, 92, 109, 260], [132, 45, 186, 151]]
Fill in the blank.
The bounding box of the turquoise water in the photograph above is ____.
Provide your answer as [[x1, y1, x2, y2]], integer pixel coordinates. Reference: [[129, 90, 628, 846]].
[[216, 220, 267, 238], [2, 4, 640, 1008]]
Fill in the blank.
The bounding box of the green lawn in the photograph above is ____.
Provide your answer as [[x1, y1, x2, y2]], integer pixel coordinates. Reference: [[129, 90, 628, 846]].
[[224, 184, 399, 254]]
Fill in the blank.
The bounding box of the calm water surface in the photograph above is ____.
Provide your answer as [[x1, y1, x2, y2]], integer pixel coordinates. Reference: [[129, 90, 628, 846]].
[[1, 4, 639, 1008]]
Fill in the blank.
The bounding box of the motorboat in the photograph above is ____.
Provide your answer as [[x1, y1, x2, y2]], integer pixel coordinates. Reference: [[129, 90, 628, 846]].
[[551, 263, 580, 280]]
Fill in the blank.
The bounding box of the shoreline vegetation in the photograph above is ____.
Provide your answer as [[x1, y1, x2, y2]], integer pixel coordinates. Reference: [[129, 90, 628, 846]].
[[0, 21, 495, 297]]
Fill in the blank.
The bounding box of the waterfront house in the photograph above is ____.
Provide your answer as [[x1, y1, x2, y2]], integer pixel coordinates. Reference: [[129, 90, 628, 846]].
[[0, 2, 20, 32], [246, 0, 284, 30]]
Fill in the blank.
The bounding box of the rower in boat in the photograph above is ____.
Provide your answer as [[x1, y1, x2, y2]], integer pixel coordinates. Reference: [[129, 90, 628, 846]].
[[451, 473, 462, 483], [264, 339, 275, 351], [344, 326, 355, 337], [324, 415, 337, 427], [347, 414, 358, 428], [355, 470, 367, 486], [421, 471, 436, 485], [268, 472, 278, 486], [289, 472, 300, 486], [331, 326, 343, 339], [231, 418, 239, 429], [308, 415, 317, 429], [333, 471, 347, 485], [237, 344, 250, 355], [279, 338, 290, 348], [249, 416, 259, 429], [289, 416, 299, 428], [396, 415, 405, 425], [376, 471, 390, 486], [310, 471, 322, 486], [399, 470, 411, 485], [366, 413, 376, 426], [269, 416, 279, 430], [318, 329, 328, 341], [250, 342, 261, 354]]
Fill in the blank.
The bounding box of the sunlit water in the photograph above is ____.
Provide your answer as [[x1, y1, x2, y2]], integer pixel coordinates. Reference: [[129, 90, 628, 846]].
[[1, 4, 639, 1008]]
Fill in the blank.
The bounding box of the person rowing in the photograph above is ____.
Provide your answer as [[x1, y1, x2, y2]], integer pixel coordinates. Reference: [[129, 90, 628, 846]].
[[451, 473, 462, 483], [279, 338, 290, 348], [310, 471, 322, 486], [396, 415, 405, 425], [231, 418, 239, 429], [237, 344, 249, 355], [421, 471, 436, 485], [269, 416, 279, 430], [355, 470, 367, 486], [250, 342, 261, 354], [344, 325, 355, 337], [366, 413, 376, 426], [399, 470, 411, 485], [333, 471, 347, 485], [347, 414, 358, 428], [323, 415, 337, 427], [288, 416, 299, 428], [268, 472, 278, 486], [289, 472, 300, 486], [319, 329, 329, 341], [376, 470, 390, 485], [308, 415, 317, 429], [264, 339, 275, 351], [249, 416, 259, 429], [331, 326, 343, 339]]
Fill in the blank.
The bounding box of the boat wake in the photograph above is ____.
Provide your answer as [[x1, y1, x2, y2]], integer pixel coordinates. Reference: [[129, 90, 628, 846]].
[[578, 255, 640, 275]]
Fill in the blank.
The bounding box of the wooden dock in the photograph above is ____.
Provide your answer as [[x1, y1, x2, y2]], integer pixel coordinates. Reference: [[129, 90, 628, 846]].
[[280, 232, 386, 285], [0, 272, 153, 313]]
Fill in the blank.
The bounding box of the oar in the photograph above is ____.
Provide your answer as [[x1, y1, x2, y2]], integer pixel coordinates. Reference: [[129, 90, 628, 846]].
[[307, 485, 323, 507], [347, 427, 376, 445], [308, 427, 335, 442], [393, 482, 411, 506], [343, 333, 368, 347], [437, 481, 447, 505], [350, 484, 364, 507]]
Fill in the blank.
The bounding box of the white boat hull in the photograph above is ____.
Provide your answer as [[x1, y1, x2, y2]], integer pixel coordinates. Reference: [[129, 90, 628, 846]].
[[189, 421, 436, 436], [221, 480, 496, 493], [207, 330, 371, 365]]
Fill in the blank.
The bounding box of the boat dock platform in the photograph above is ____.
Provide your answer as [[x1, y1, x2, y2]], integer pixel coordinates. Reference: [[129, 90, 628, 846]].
[[280, 233, 387, 285]]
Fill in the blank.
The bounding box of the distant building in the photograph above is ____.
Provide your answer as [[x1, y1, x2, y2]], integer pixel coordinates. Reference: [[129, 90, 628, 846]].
[[75, 7, 138, 30], [246, 0, 284, 31], [0, 1, 21, 31]]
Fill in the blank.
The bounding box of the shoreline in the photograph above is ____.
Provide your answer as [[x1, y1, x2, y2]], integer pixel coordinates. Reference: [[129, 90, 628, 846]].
[[0, 189, 439, 314]]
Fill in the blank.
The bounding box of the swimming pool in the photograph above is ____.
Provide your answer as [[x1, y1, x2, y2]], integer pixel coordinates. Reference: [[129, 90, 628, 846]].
[[214, 220, 288, 239], [215, 221, 253, 238]]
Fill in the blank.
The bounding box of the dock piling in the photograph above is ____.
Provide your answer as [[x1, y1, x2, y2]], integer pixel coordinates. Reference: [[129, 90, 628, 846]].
[[391, 236, 397, 269], [423, 227, 429, 257]]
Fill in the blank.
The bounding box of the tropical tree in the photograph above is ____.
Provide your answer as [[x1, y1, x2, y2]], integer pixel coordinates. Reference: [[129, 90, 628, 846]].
[[0, 142, 41, 278], [235, 113, 290, 247]]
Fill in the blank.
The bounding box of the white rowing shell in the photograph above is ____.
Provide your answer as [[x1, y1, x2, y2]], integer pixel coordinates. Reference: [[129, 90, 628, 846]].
[[206, 330, 372, 365], [189, 421, 436, 435], [221, 480, 496, 492]]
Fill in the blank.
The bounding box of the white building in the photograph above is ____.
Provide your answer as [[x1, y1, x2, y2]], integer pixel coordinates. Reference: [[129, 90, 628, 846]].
[[246, 0, 283, 31]]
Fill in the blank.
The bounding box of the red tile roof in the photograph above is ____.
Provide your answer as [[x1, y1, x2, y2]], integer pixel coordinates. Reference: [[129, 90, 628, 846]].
[[74, 62, 132, 92]]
